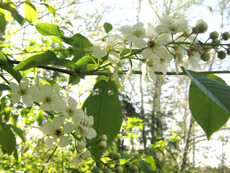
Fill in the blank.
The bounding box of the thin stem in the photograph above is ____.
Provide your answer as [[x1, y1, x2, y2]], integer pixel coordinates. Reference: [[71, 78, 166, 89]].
[[41, 146, 58, 173]]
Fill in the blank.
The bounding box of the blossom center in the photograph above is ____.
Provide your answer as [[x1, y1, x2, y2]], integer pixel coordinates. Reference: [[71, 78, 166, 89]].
[[148, 40, 156, 49], [54, 128, 63, 137], [147, 60, 154, 68], [133, 29, 143, 37], [67, 108, 74, 116], [44, 96, 52, 104], [105, 45, 113, 52], [20, 88, 27, 95]]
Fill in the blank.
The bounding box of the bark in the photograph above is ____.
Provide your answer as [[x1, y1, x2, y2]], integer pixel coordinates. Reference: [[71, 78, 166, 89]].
[[179, 116, 195, 173]]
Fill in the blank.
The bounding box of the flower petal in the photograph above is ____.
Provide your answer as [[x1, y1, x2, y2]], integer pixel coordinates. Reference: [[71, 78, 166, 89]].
[[10, 93, 21, 104], [108, 51, 120, 64], [53, 116, 65, 128], [63, 122, 75, 133], [9, 82, 19, 92], [22, 95, 33, 107], [45, 137, 56, 147], [59, 136, 69, 147]]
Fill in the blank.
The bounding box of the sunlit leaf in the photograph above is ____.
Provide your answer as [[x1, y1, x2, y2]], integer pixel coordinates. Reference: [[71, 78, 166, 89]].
[[42, 3, 55, 16], [0, 123, 16, 155], [13, 50, 77, 71], [9, 124, 26, 142], [139, 160, 155, 173], [189, 74, 230, 140], [82, 80, 122, 160], [63, 34, 92, 50], [0, 12, 6, 33], [24, 2, 37, 23], [35, 22, 63, 37]]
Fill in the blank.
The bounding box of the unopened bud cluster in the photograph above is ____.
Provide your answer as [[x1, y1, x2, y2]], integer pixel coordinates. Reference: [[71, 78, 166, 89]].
[[98, 134, 108, 149]]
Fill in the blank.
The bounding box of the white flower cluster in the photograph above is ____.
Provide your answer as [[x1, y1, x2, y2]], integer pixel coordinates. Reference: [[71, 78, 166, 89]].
[[9, 77, 97, 162], [86, 15, 209, 81]]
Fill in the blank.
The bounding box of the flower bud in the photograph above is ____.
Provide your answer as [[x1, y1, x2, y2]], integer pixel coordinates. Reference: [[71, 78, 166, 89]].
[[113, 153, 121, 160], [131, 165, 138, 172], [109, 151, 116, 159], [115, 166, 123, 173], [98, 141, 107, 150], [99, 134, 107, 141], [217, 51, 227, 60], [77, 141, 86, 149], [222, 32, 230, 40], [201, 52, 210, 61], [210, 31, 219, 40], [197, 21, 208, 33], [211, 39, 220, 49]]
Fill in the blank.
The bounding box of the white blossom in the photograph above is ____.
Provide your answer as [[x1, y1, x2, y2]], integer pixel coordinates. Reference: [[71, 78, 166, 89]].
[[40, 116, 75, 147], [86, 35, 126, 64], [156, 15, 188, 34], [32, 84, 62, 112], [9, 77, 39, 107]]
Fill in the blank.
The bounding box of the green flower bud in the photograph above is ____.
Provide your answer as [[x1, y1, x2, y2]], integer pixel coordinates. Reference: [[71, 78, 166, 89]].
[[131, 165, 138, 172], [109, 151, 116, 159], [98, 141, 107, 150], [197, 21, 208, 33], [125, 162, 132, 168], [210, 31, 219, 40], [217, 50, 227, 60], [222, 32, 230, 40], [99, 134, 107, 141], [201, 52, 210, 61], [211, 39, 220, 49], [115, 166, 123, 173], [77, 141, 86, 149], [113, 153, 121, 160]]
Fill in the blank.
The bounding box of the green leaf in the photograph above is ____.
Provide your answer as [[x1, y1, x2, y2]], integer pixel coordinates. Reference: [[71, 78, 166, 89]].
[[0, 123, 16, 155], [35, 22, 63, 37], [0, 2, 25, 25], [0, 51, 22, 83], [0, 12, 6, 33], [139, 160, 155, 173], [0, 84, 11, 91], [188, 73, 230, 140], [82, 80, 122, 160], [144, 156, 156, 170], [63, 34, 92, 50], [103, 22, 113, 33], [13, 50, 77, 71], [185, 69, 230, 114], [9, 124, 26, 142], [24, 2, 37, 23], [42, 3, 55, 16]]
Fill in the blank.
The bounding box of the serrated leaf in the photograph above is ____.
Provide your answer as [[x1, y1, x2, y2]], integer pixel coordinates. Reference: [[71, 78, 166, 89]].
[[189, 74, 230, 140], [42, 3, 55, 16], [0, 123, 16, 155], [82, 80, 122, 160], [13, 50, 77, 71], [0, 12, 6, 33], [35, 22, 62, 37], [103, 22, 113, 33], [9, 125, 26, 142], [185, 69, 230, 115], [24, 2, 37, 23]]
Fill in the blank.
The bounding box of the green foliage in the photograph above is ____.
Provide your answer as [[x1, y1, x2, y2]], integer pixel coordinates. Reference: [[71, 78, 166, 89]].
[[82, 80, 123, 160], [24, 1, 37, 23], [35, 22, 63, 37], [0, 12, 6, 33], [104, 22, 113, 33], [189, 74, 230, 140], [13, 50, 77, 71], [0, 123, 16, 155], [0, 51, 22, 83]]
